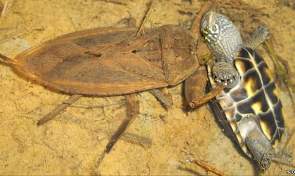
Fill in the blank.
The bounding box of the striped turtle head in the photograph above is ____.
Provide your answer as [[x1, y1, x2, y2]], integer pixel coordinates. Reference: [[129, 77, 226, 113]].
[[201, 11, 243, 62]]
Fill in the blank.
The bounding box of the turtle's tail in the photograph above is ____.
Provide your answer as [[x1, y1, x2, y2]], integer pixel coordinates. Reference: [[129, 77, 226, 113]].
[[0, 53, 15, 65]]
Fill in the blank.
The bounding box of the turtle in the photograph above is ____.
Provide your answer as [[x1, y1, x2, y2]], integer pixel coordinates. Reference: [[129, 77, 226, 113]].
[[200, 11, 285, 171]]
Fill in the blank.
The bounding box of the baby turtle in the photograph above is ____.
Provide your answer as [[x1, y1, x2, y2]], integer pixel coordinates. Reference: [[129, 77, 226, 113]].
[[201, 11, 285, 171]]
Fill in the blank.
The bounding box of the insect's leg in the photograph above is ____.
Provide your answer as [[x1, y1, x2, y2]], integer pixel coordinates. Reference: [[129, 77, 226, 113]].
[[149, 88, 172, 108], [105, 93, 139, 153], [185, 65, 225, 108], [185, 66, 207, 108], [186, 56, 227, 108], [185, 0, 220, 108], [37, 94, 83, 126], [96, 93, 139, 169]]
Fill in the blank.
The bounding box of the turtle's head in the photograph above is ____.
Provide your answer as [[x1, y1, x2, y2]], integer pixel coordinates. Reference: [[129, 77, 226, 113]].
[[201, 11, 243, 62], [201, 11, 224, 44]]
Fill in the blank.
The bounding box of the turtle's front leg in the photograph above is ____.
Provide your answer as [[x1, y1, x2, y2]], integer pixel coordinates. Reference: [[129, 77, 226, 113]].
[[212, 61, 240, 88], [243, 26, 268, 49]]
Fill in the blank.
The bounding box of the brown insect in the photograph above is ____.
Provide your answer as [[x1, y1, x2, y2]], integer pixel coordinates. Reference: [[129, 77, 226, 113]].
[[0, 1, 220, 169]]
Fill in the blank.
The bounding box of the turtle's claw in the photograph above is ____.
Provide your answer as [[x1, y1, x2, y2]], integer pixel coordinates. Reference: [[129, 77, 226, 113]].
[[213, 62, 239, 88]]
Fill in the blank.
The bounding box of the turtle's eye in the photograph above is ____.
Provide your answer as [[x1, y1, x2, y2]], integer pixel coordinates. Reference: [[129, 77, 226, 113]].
[[202, 24, 219, 43], [210, 24, 219, 34], [202, 27, 213, 43], [201, 28, 208, 35]]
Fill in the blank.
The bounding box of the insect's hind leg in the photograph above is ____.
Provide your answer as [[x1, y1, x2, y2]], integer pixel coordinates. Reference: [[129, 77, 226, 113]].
[[105, 93, 139, 153], [37, 94, 83, 126], [95, 93, 139, 169]]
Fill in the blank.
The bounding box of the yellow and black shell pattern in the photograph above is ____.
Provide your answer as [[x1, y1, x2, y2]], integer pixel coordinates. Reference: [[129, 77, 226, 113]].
[[209, 47, 285, 157]]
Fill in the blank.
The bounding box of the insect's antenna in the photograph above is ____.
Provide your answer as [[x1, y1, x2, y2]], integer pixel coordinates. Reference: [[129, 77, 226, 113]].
[[0, 53, 15, 65]]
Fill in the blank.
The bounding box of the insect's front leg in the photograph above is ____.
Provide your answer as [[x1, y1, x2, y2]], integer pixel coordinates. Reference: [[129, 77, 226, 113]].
[[185, 0, 221, 108], [185, 66, 207, 108], [185, 59, 227, 108]]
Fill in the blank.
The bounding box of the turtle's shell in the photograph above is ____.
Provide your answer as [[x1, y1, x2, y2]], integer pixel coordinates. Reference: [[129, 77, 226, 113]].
[[208, 47, 285, 157]]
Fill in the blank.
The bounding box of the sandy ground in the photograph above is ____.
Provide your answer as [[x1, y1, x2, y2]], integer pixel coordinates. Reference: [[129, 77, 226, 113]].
[[0, 0, 294, 175]]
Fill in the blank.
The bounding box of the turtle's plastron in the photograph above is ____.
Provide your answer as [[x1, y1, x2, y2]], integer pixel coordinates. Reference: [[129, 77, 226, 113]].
[[208, 47, 285, 171]]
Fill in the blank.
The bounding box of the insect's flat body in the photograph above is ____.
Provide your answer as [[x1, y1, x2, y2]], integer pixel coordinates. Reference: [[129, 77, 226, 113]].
[[12, 25, 198, 96]]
